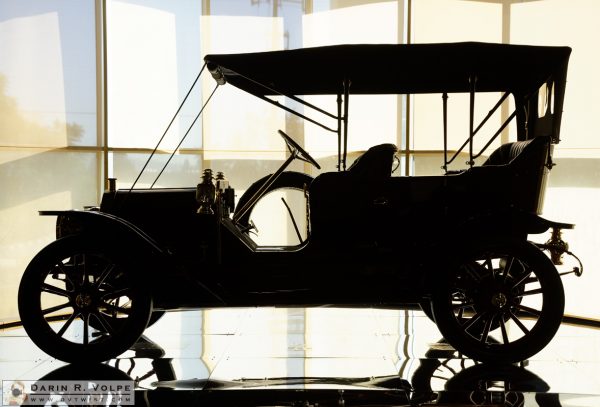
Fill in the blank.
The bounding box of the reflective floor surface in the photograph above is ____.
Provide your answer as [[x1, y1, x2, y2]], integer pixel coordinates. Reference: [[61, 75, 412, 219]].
[[2, 308, 600, 406]]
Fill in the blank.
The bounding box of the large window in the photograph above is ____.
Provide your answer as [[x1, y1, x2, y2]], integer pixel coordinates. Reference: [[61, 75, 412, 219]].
[[1, 0, 600, 326], [0, 0, 98, 320], [509, 0, 600, 318]]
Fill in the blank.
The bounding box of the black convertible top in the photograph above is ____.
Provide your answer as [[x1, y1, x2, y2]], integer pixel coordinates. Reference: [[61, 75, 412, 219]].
[[204, 42, 571, 96]]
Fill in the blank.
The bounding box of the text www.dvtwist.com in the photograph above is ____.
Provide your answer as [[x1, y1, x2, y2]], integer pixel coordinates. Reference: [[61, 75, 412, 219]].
[[24, 395, 132, 404]]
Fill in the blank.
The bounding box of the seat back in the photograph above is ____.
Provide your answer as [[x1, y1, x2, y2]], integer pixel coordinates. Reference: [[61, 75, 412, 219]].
[[479, 136, 551, 213], [482, 137, 546, 167], [308, 143, 397, 244], [347, 143, 398, 179]]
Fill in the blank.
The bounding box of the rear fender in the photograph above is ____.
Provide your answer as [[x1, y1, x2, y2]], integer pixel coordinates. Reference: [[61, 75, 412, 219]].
[[419, 210, 574, 296], [457, 209, 574, 237]]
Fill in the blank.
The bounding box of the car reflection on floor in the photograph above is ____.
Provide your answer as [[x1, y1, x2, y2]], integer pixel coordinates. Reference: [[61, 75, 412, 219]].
[[1, 308, 600, 406]]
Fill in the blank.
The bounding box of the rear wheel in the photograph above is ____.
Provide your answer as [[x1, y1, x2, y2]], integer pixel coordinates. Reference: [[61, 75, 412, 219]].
[[88, 305, 164, 332], [18, 236, 152, 363], [431, 241, 564, 363]]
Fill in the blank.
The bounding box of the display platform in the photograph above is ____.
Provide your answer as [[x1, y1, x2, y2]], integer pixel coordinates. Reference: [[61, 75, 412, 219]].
[[2, 308, 599, 406]]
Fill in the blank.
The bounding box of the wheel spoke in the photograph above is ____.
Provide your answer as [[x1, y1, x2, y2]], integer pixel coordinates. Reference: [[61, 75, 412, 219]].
[[452, 301, 475, 311], [479, 314, 494, 343], [484, 254, 495, 279], [520, 277, 540, 285], [463, 264, 482, 283], [70, 254, 83, 287], [54, 262, 75, 287], [82, 254, 88, 286], [94, 264, 115, 288], [508, 310, 530, 334], [461, 311, 485, 330], [501, 256, 515, 283], [41, 283, 70, 298], [56, 312, 79, 337], [517, 288, 544, 297], [515, 304, 542, 317], [42, 302, 71, 315], [441, 360, 458, 375], [451, 292, 467, 302], [83, 314, 89, 345], [102, 287, 132, 300], [511, 269, 533, 289], [499, 318, 509, 344], [93, 312, 116, 335], [101, 302, 132, 316]]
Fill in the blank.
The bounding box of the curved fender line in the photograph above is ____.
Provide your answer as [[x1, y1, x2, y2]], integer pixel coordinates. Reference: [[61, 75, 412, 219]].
[[40, 210, 228, 305], [459, 209, 574, 236], [39, 210, 167, 256]]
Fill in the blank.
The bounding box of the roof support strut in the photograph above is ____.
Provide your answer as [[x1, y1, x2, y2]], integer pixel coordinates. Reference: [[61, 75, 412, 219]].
[[468, 75, 477, 167], [446, 91, 511, 167], [342, 79, 351, 171], [337, 93, 342, 170]]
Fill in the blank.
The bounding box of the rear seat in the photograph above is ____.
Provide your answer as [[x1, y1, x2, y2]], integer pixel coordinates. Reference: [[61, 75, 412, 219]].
[[482, 136, 549, 167], [472, 135, 551, 214]]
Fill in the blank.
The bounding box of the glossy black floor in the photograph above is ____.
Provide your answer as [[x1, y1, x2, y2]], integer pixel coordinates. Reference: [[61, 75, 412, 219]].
[[2, 308, 600, 406]]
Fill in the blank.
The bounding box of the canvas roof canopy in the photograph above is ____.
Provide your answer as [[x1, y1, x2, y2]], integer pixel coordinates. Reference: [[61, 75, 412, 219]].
[[204, 42, 571, 97]]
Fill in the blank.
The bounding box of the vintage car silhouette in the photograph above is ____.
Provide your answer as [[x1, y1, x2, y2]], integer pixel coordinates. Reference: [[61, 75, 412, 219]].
[[18, 42, 582, 364]]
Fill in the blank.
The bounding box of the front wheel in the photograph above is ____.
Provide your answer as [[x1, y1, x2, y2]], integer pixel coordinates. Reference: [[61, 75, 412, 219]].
[[18, 236, 152, 363], [431, 241, 564, 364]]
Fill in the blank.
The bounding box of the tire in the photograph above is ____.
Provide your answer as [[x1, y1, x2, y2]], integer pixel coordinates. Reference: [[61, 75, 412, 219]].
[[37, 363, 138, 407], [89, 308, 165, 332], [409, 339, 458, 404], [39, 362, 133, 381], [431, 241, 564, 364], [438, 363, 549, 405], [235, 171, 313, 231], [147, 311, 166, 327], [419, 301, 436, 323], [444, 363, 550, 393], [18, 236, 152, 363]]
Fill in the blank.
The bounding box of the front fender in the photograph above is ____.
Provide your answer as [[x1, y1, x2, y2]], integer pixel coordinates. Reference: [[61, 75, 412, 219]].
[[39, 210, 229, 308], [40, 210, 167, 259]]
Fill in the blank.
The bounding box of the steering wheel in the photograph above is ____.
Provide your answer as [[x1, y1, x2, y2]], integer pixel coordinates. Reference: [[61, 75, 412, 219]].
[[278, 129, 321, 170]]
